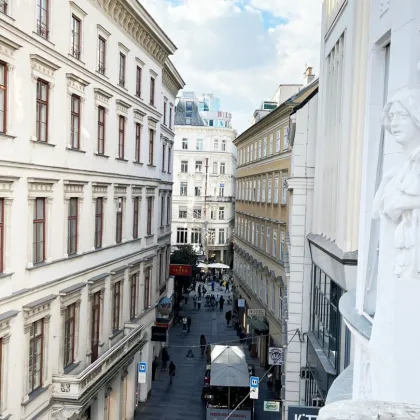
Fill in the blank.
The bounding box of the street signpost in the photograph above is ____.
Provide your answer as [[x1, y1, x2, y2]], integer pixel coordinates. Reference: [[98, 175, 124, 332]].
[[248, 308, 265, 317], [238, 299, 245, 308], [138, 362, 147, 384], [264, 401, 281, 412], [249, 376, 259, 400]]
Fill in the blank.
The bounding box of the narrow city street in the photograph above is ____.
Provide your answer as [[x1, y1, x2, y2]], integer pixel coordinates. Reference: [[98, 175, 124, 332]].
[[135, 283, 279, 420]]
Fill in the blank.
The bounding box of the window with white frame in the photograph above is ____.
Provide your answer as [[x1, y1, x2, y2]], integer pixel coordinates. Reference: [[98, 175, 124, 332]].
[[247, 145, 250, 162], [283, 126, 289, 150], [254, 141, 257, 158], [195, 160, 202, 172], [266, 227, 270, 253], [276, 129, 280, 152], [193, 207, 202, 218], [272, 230, 277, 258], [219, 184, 225, 197], [196, 138, 203, 150], [263, 137, 267, 157], [262, 179, 266, 202], [271, 281, 275, 312], [259, 273, 264, 300], [221, 140, 226, 151], [253, 180, 256, 200], [238, 182, 241, 200], [269, 134, 273, 155], [256, 224, 259, 245], [220, 162, 226, 174], [260, 226, 264, 248], [182, 138, 188, 149], [274, 176, 279, 204], [251, 222, 255, 245], [250, 143, 253, 161], [180, 182, 187, 196], [211, 207, 217, 220], [219, 207, 225, 220], [177, 227, 188, 243], [218, 228, 225, 244], [181, 160, 188, 173], [247, 221, 250, 242], [258, 140, 262, 158], [214, 139, 219, 150], [264, 277, 268, 305], [278, 286, 283, 319], [191, 228, 201, 244], [179, 206, 187, 218], [213, 162, 218, 174], [281, 175, 287, 204], [280, 231, 285, 261], [195, 185, 202, 196], [268, 178, 272, 203], [257, 180, 261, 202]]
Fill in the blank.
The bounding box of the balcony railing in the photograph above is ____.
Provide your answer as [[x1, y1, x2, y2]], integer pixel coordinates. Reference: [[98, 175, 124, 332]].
[[206, 196, 233, 203], [52, 324, 145, 402]]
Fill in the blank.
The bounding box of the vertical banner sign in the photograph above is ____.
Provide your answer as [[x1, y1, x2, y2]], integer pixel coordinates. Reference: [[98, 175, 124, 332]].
[[138, 362, 147, 384], [250, 376, 259, 400]]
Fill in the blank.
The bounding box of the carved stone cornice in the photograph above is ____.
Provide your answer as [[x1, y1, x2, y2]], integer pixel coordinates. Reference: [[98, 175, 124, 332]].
[[92, 0, 172, 65], [162, 68, 180, 98]]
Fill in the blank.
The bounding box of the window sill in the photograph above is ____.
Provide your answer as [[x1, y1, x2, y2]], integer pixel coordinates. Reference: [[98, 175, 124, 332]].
[[147, 164, 156, 168], [118, 84, 128, 91], [109, 329, 124, 340], [31, 31, 55, 46], [22, 384, 50, 406], [0, 11, 15, 24], [63, 361, 81, 374], [94, 152, 109, 158], [0, 272, 14, 280], [31, 139, 55, 147], [133, 161, 143, 166], [96, 71, 108, 79], [0, 133, 16, 140], [68, 54, 85, 65], [135, 94, 143, 100], [281, 203, 286, 207], [115, 158, 128, 162], [66, 147, 86, 153], [145, 234, 154, 238]]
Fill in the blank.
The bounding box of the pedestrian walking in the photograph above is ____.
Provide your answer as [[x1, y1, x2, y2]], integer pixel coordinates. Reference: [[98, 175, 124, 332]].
[[187, 315, 192, 333], [200, 334, 207, 357], [184, 292, 189, 305], [219, 295, 225, 311], [152, 356, 158, 381], [161, 347, 169, 371], [182, 316, 188, 333], [211, 281, 215, 292], [225, 310, 232, 326], [193, 295, 197, 310], [197, 295, 202, 310], [168, 361, 176, 384]]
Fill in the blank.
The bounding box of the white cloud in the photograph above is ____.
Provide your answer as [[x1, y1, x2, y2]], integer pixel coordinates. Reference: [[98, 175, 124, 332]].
[[142, 0, 321, 134]]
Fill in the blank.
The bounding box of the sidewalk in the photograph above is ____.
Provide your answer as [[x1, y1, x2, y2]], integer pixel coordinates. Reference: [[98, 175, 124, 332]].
[[135, 283, 280, 419]]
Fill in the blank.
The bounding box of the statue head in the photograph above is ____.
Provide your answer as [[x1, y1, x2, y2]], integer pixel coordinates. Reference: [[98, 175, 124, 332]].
[[383, 88, 420, 147]]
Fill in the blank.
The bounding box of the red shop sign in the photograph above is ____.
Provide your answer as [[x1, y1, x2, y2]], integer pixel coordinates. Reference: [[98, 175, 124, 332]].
[[169, 264, 192, 277]]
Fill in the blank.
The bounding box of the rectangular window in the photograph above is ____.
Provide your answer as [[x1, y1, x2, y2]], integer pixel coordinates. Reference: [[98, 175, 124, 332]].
[[269, 134, 273, 155], [221, 140, 226, 151], [0, 62, 6, 133], [181, 161, 188, 173], [94, 198, 103, 248], [179, 206, 187, 219], [166, 196, 170, 224], [163, 101, 167, 125], [112, 281, 121, 331], [208, 229, 216, 244], [0, 199, 3, 272], [272, 230, 277, 258], [70, 94, 81, 149], [67, 198, 78, 255], [180, 182, 187, 196], [177, 227, 188, 243], [160, 196, 164, 227], [70, 15, 81, 59], [63, 303, 76, 368], [283, 126, 289, 150], [219, 185, 225, 197], [148, 129, 154, 165], [97, 106, 105, 155], [116, 197, 123, 243], [213, 162, 218, 174], [260, 226, 264, 249], [214, 139, 219, 150], [280, 231, 285, 261], [136, 66, 142, 97], [266, 227, 270, 254], [274, 176, 279, 204], [36, 0, 49, 39], [282, 175, 287, 204], [257, 180, 261, 202], [0, 0, 8, 14], [161, 143, 166, 172], [135, 123, 141, 162], [196, 138, 203, 150], [219, 207, 224, 220], [191, 228, 201, 244], [91, 292, 100, 363], [182, 138, 188, 149], [33, 198, 45, 264], [133, 197, 139, 238], [195, 161, 202, 172], [268, 179, 272, 203], [36, 79, 48, 142], [144, 267, 151, 308], [98, 36, 106, 74], [150, 77, 155, 106], [218, 229, 225, 245], [146, 196, 153, 235], [251, 222, 255, 245], [194, 186, 201, 197], [130, 274, 138, 320], [118, 116, 125, 159], [193, 207, 202, 219], [263, 137, 267, 157], [258, 141, 262, 158], [344, 326, 351, 368], [278, 287, 283, 319], [256, 224, 259, 247], [169, 106, 173, 129], [119, 53, 126, 87], [211, 207, 216, 220], [167, 146, 171, 173], [276, 129, 280, 152], [29, 318, 44, 392], [220, 162, 226, 174]]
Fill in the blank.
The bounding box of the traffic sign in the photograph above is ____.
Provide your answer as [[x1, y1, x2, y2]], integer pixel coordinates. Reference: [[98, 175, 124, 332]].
[[250, 376, 259, 400], [248, 308, 265, 317], [138, 362, 147, 384]]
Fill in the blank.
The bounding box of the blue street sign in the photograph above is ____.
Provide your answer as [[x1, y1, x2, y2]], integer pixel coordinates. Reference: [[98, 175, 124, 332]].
[[250, 376, 259, 388], [138, 362, 147, 373]]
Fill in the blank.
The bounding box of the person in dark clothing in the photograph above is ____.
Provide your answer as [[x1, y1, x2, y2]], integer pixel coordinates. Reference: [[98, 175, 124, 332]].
[[225, 310, 232, 326], [219, 295, 225, 311], [161, 347, 169, 371], [200, 334, 207, 356], [187, 316, 192, 333], [152, 356, 158, 381], [168, 361, 176, 384]]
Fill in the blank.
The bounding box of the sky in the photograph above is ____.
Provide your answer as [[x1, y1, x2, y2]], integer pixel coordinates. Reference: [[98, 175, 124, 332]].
[[141, 0, 322, 134]]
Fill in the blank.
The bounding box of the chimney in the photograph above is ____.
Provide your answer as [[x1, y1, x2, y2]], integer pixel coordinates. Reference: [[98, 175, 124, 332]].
[[304, 66, 315, 85]]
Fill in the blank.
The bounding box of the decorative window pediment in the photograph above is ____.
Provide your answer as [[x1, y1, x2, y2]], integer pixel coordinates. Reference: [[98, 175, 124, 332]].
[[148, 116, 159, 130], [92, 182, 110, 199], [67, 73, 90, 96], [30, 54, 60, 83], [116, 99, 131, 116], [110, 265, 127, 283], [94, 88, 113, 107], [64, 180, 87, 199], [146, 187, 156, 197], [59, 282, 85, 308], [114, 184, 128, 196], [0, 176, 18, 198], [27, 178, 56, 198], [23, 294, 56, 324], [132, 185, 143, 198], [134, 109, 146, 123], [0, 35, 22, 62]]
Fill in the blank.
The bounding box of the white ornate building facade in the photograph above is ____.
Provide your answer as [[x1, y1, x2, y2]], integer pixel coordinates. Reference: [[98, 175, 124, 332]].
[[0, 0, 184, 419], [172, 93, 237, 264]]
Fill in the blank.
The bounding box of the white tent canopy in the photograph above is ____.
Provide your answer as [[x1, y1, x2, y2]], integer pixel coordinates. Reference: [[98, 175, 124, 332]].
[[208, 263, 230, 269], [197, 262, 208, 268], [210, 345, 249, 387]]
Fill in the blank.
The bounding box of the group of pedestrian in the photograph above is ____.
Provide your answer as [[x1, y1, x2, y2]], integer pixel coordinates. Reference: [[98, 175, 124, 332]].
[[182, 315, 192, 333], [158, 347, 177, 384]]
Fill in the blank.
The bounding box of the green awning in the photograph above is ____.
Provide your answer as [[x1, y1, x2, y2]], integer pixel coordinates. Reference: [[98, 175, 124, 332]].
[[248, 317, 269, 331]]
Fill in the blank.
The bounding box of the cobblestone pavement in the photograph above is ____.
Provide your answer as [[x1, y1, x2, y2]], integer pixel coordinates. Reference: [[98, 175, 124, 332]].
[[135, 283, 280, 420]]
